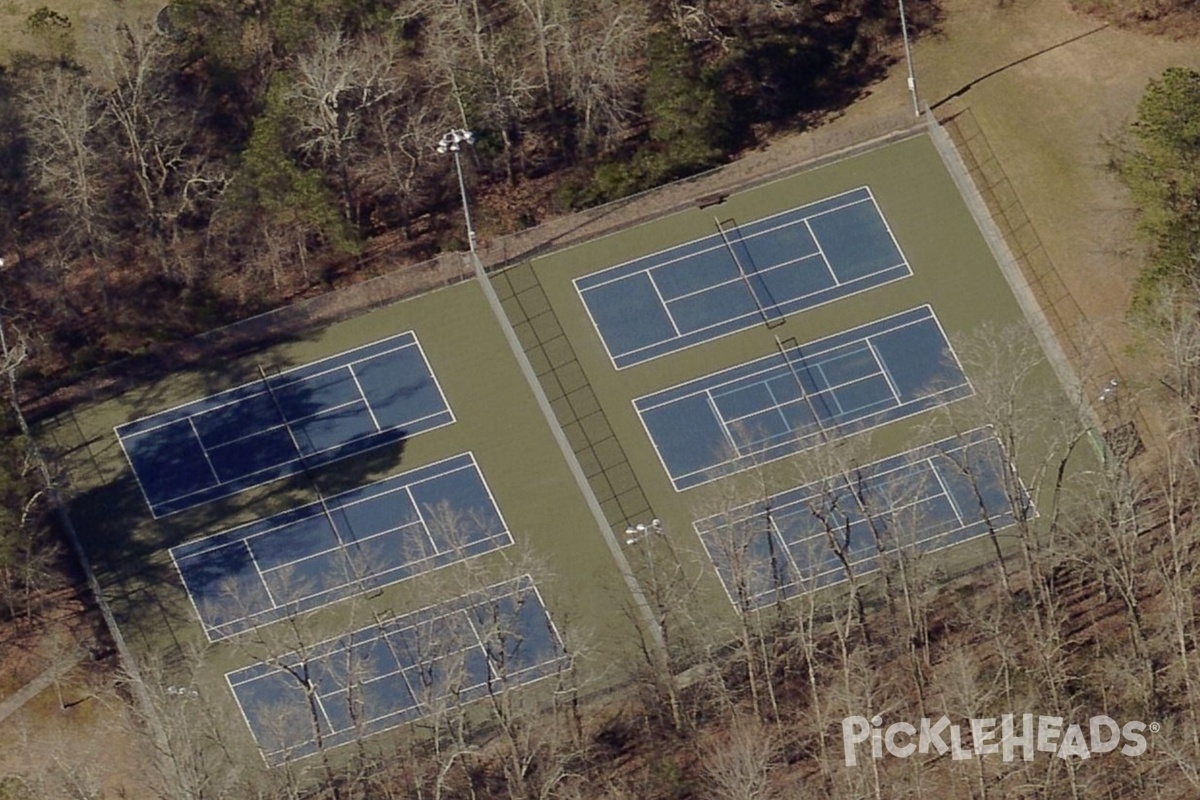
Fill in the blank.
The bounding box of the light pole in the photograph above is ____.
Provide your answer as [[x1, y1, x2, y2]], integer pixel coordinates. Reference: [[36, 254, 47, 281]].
[[436, 128, 477, 253], [898, 0, 921, 117], [625, 518, 664, 546]]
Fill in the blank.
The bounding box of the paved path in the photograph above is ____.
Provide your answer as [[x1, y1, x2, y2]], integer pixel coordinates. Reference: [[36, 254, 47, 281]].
[[0, 651, 86, 724]]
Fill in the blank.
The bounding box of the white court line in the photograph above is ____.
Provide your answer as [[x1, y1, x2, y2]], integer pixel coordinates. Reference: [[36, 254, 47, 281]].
[[659, 250, 821, 307], [173, 454, 481, 559], [803, 218, 840, 287], [202, 532, 517, 642], [813, 362, 845, 416], [410, 334, 458, 428], [147, 407, 456, 516], [347, 364, 382, 432], [864, 186, 914, 281], [633, 307, 937, 412], [569, 194, 910, 369], [225, 672, 275, 764], [228, 576, 564, 762], [702, 449, 1009, 608], [704, 388, 743, 458], [697, 428, 995, 526], [243, 541, 280, 611], [170, 547, 222, 644], [865, 337, 903, 405], [762, 379, 790, 434], [113, 433, 157, 516], [606, 263, 911, 370], [574, 189, 873, 293], [646, 271, 683, 337], [188, 417, 222, 483], [175, 454, 515, 638], [258, 520, 423, 578], [927, 457, 966, 526], [668, 381, 974, 491], [713, 352, 880, 428], [117, 335, 422, 438], [407, 485, 442, 556]]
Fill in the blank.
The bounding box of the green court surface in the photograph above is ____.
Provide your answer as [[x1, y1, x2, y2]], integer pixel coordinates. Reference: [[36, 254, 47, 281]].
[[48, 278, 643, 757], [500, 131, 1078, 617], [44, 129, 1081, 763]]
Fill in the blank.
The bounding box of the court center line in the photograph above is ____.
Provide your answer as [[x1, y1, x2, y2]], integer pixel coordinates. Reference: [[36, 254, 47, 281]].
[[114, 334, 419, 438], [407, 487, 443, 556], [610, 264, 912, 368], [346, 364, 382, 433], [761, 379, 791, 436], [573, 190, 872, 293], [645, 270, 683, 337], [657, 250, 821, 307], [704, 388, 746, 459], [803, 218, 840, 287], [812, 362, 845, 416], [633, 311, 935, 412], [928, 457, 966, 527], [717, 363, 878, 427], [865, 337, 903, 405], [241, 540, 281, 612], [187, 417, 223, 484], [670, 383, 974, 491]]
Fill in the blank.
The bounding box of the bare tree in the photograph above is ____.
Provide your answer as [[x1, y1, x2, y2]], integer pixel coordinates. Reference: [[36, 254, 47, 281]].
[[287, 29, 403, 225], [20, 64, 110, 308], [699, 712, 782, 800]]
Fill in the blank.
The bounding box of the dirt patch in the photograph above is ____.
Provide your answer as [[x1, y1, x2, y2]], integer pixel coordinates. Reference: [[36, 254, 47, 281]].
[[912, 0, 1200, 443], [0, 602, 147, 798]]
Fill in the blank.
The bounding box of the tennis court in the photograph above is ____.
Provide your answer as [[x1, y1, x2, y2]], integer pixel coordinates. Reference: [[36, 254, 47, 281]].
[[635, 306, 972, 491], [171, 453, 510, 641], [694, 428, 1028, 608], [116, 332, 453, 517], [227, 575, 566, 764], [575, 186, 910, 369]]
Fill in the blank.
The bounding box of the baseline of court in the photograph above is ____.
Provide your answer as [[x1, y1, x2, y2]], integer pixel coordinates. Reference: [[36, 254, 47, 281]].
[[693, 428, 1027, 608], [172, 452, 509, 641], [227, 575, 566, 764], [117, 332, 453, 517], [635, 305, 972, 491], [575, 187, 910, 369]]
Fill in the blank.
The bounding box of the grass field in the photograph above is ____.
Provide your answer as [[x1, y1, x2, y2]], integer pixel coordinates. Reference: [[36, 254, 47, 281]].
[[0, 0, 163, 65]]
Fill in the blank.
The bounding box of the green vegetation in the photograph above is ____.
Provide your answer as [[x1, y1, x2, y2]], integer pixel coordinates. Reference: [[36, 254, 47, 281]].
[[0, 0, 926, 385], [0, 406, 57, 626], [1120, 67, 1200, 308]]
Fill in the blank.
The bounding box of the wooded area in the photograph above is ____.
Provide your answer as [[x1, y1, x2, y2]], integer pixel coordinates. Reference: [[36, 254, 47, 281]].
[[0, 0, 922, 390], [7, 3, 1200, 799]]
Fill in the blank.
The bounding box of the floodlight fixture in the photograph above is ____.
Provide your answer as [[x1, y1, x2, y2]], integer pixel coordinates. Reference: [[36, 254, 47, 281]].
[[436, 128, 477, 252]]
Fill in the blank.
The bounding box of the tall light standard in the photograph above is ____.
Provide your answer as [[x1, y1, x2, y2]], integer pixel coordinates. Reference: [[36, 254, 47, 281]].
[[625, 518, 664, 546], [432, 124, 668, 653], [898, 0, 921, 117], [436, 128, 477, 253]]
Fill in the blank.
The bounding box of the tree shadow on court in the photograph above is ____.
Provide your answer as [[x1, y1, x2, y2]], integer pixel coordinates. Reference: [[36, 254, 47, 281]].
[[62, 367, 426, 654]]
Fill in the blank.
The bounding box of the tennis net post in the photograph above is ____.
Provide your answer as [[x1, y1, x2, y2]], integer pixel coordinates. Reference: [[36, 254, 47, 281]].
[[774, 335, 832, 446], [715, 216, 782, 328], [256, 363, 373, 592]]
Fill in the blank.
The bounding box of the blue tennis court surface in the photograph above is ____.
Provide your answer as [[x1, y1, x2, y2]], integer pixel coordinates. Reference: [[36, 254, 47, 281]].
[[575, 187, 910, 369], [227, 575, 566, 763], [693, 428, 1028, 608], [635, 306, 972, 491], [171, 453, 510, 641], [117, 332, 453, 517]]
